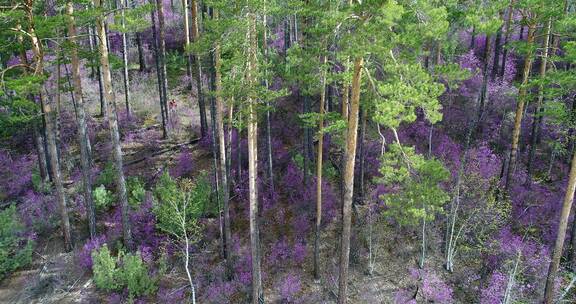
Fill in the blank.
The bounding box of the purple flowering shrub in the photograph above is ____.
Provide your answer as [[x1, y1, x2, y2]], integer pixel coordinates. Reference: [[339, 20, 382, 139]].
[[480, 227, 551, 303], [394, 289, 417, 304], [169, 148, 195, 178], [409, 267, 454, 303], [18, 190, 58, 232], [0, 149, 34, 199], [77, 235, 107, 270], [277, 272, 302, 303]]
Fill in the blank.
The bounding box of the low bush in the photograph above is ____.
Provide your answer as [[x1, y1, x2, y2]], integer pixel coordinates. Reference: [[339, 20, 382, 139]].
[[0, 205, 33, 280], [92, 246, 122, 292], [120, 252, 157, 299], [92, 245, 157, 299], [93, 185, 114, 211], [95, 162, 116, 187], [127, 176, 146, 208]]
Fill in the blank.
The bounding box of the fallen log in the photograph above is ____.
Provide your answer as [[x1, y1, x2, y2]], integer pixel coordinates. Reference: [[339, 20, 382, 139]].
[[124, 138, 201, 166]]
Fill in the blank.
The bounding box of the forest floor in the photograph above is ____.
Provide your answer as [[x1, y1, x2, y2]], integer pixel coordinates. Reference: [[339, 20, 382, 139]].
[[0, 146, 454, 303], [0, 73, 464, 303]]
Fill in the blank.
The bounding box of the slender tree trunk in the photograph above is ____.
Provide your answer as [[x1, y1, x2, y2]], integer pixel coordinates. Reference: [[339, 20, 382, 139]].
[[491, 24, 503, 80], [208, 47, 224, 258], [90, 20, 107, 118], [119, 0, 131, 117], [136, 32, 146, 71], [526, 18, 552, 181], [55, 56, 62, 163], [18, 24, 48, 182], [40, 94, 73, 251], [132, 0, 146, 72], [191, 0, 208, 137], [227, 103, 234, 187], [25, 3, 73, 250], [63, 62, 77, 115], [504, 24, 536, 192], [87, 26, 96, 78], [97, 60, 106, 117], [499, 0, 515, 78], [149, 1, 168, 138], [67, 2, 97, 238], [43, 82, 72, 250], [314, 54, 327, 281], [284, 17, 290, 55], [357, 107, 367, 203], [33, 126, 49, 182], [95, 0, 133, 249], [341, 62, 350, 121], [337, 57, 364, 304], [247, 13, 263, 304], [303, 93, 310, 186], [213, 15, 232, 276], [183, 0, 193, 92], [237, 114, 242, 183], [543, 149, 576, 303], [156, 0, 170, 128], [476, 34, 493, 135], [263, 11, 274, 195], [43, 93, 73, 251]]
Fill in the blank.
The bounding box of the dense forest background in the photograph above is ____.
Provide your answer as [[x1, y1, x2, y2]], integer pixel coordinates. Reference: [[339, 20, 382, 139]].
[[0, 0, 576, 303]]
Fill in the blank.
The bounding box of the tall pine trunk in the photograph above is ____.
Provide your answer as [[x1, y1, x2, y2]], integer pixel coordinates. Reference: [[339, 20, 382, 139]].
[[491, 27, 502, 80], [25, 3, 72, 250], [526, 18, 552, 181], [247, 13, 263, 304], [95, 0, 133, 249], [183, 0, 193, 93], [337, 57, 363, 304], [191, 0, 208, 137], [119, 0, 131, 117], [499, 0, 515, 78], [543, 149, 576, 303], [132, 0, 146, 71], [314, 54, 328, 281], [208, 48, 224, 258], [156, 0, 170, 128], [67, 2, 96, 238], [263, 11, 274, 194], [303, 93, 310, 186], [213, 12, 233, 275], [476, 34, 493, 136], [43, 95, 73, 251], [18, 24, 49, 182], [504, 24, 535, 192], [149, 1, 168, 138]]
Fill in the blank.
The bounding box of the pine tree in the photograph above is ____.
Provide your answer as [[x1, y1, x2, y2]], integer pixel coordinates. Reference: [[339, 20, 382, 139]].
[[66, 1, 96, 238], [94, 0, 133, 249], [246, 11, 263, 304]]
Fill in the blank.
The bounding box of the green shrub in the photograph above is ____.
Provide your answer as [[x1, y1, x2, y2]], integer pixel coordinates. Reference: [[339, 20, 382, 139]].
[[0, 205, 33, 280], [31, 168, 51, 194], [92, 246, 122, 292], [96, 162, 116, 187], [120, 252, 157, 299], [194, 172, 213, 215], [127, 177, 146, 208], [153, 173, 206, 236], [93, 185, 114, 211], [92, 246, 156, 299], [153, 171, 179, 207]]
